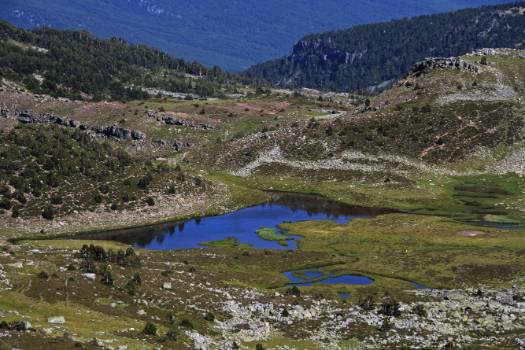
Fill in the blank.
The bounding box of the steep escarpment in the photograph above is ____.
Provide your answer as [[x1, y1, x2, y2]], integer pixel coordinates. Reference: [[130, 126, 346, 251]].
[[245, 3, 525, 92]]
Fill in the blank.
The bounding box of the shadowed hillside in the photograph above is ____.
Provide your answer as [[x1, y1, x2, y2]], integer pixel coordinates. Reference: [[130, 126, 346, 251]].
[[245, 3, 525, 92]]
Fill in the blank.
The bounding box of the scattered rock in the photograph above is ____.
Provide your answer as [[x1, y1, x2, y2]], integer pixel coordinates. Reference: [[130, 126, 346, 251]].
[[91, 338, 104, 347], [47, 316, 65, 324], [455, 230, 486, 237], [82, 273, 96, 281], [8, 262, 23, 269], [137, 309, 147, 316], [40, 328, 53, 335], [157, 114, 214, 130]]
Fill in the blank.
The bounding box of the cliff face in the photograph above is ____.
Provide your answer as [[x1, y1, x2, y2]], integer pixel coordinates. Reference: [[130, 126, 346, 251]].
[[244, 3, 525, 92]]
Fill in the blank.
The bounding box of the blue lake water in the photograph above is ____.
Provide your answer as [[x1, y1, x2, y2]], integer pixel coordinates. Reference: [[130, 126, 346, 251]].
[[90, 192, 381, 250], [412, 282, 432, 289], [283, 269, 374, 287], [339, 293, 351, 299]]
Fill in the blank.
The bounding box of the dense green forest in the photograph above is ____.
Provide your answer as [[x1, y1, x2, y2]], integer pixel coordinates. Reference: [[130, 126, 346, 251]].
[[0, 21, 250, 101], [245, 3, 525, 92]]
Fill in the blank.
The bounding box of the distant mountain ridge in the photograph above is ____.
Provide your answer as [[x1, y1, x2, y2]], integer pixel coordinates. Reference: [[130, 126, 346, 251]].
[[244, 3, 525, 92], [0, 0, 511, 71]]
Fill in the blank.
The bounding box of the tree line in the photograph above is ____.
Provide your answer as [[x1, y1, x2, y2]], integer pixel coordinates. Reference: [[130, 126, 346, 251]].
[[0, 21, 253, 100]]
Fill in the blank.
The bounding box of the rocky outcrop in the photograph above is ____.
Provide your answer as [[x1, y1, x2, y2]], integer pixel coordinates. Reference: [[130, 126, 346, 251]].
[[152, 139, 192, 151], [17, 112, 146, 140], [0, 105, 18, 119], [146, 110, 213, 130], [163, 116, 213, 130], [172, 141, 193, 152], [95, 125, 146, 140], [245, 3, 524, 92], [469, 48, 525, 58], [411, 57, 479, 77]]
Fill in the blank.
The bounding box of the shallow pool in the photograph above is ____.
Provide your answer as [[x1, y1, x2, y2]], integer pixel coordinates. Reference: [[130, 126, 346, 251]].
[[283, 269, 374, 287]]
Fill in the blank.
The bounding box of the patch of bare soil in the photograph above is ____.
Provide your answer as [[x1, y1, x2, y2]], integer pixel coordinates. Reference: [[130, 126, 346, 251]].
[[228, 100, 290, 116], [455, 230, 486, 237], [0, 88, 80, 114], [72, 101, 127, 119]]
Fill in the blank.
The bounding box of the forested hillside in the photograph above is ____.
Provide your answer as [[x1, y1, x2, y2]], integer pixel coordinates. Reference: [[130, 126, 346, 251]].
[[0, 22, 248, 101], [0, 0, 509, 71], [245, 3, 525, 92]]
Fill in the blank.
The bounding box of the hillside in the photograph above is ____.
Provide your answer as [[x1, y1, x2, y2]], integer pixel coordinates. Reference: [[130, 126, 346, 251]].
[[1, 39, 525, 348], [0, 125, 199, 215], [0, 22, 248, 101], [222, 48, 525, 182], [0, 0, 510, 71], [245, 3, 525, 92]]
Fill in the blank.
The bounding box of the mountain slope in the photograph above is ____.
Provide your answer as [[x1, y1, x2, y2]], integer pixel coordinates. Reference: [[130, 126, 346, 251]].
[[220, 49, 525, 174], [0, 0, 510, 71], [245, 3, 525, 92], [0, 22, 246, 100]]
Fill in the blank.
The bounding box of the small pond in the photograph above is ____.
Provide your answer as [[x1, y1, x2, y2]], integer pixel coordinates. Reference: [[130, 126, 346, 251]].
[[412, 282, 432, 290], [339, 292, 351, 300], [88, 192, 384, 250], [283, 269, 374, 287], [281, 269, 436, 289]]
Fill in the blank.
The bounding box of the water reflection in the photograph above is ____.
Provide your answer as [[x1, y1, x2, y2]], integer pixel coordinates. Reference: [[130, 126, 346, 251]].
[[85, 192, 387, 251]]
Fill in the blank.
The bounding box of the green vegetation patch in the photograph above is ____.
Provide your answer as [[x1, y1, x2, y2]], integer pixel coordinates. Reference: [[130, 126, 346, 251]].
[[200, 237, 251, 249], [20, 239, 130, 251], [280, 213, 525, 290], [256, 227, 290, 246], [0, 125, 205, 220], [0, 22, 251, 100]]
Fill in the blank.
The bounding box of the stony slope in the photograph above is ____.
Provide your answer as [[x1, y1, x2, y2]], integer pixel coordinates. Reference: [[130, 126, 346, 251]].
[[224, 49, 525, 178]]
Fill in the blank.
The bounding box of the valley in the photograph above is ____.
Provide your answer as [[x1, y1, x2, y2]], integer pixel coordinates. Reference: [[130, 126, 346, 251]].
[[1, 12, 525, 350], [0, 0, 510, 71]]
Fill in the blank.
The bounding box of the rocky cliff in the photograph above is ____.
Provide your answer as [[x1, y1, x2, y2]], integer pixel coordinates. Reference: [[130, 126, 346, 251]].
[[244, 3, 525, 92]]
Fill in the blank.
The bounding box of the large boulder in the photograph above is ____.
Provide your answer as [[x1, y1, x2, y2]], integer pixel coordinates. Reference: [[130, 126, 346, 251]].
[[17, 112, 39, 124], [47, 316, 65, 324]]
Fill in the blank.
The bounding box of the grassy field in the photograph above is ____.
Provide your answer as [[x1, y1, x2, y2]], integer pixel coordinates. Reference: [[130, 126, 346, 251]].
[[281, 214, 525, 290]]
